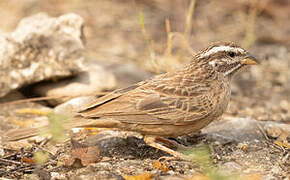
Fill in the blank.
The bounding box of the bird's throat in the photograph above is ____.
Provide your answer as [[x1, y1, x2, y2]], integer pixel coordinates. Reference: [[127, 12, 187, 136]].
[[224, 63, 244, 77]]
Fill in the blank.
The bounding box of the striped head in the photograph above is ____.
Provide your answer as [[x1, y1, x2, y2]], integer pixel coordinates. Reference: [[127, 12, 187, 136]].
[[195, 42, 258, 78]]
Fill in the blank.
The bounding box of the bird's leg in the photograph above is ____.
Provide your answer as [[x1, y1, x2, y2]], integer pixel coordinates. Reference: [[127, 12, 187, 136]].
[[155, 137, 186, 149], [144, 136, 188, 160]]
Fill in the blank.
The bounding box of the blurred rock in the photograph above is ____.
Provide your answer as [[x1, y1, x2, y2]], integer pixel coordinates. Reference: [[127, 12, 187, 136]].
[[0, 91, 25, 103], [34, 62, 116, 105], [0, 13, 86, 98], [202, 118, 265, 144], [49, 62, 149, 106], [54, 95, 97, 115], [202, 117, 290, 144], [199, 117, 289, 178], [264, 121, 290, 141], [220, 161, 242, 174], [102, 62, 153, 88]]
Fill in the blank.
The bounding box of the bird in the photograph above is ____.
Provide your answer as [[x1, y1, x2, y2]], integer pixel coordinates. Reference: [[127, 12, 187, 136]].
[[5, 42, 258, 159]]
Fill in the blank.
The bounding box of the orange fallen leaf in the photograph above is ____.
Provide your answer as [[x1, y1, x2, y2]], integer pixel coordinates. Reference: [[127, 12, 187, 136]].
[[85, 127, 100, 135], [241, 144, 248, 152], [22, 157, 36, 164], [274, 140, 290, 149], [152, 160, 169, 172]]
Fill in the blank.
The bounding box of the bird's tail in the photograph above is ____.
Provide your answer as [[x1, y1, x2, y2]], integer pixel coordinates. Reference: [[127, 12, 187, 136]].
[[4, 127, 48, 141], [4, 117, 121, 141]]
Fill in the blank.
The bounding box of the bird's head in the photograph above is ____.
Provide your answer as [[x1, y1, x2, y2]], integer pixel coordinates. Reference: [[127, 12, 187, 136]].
[[195, 42, 258, 78]]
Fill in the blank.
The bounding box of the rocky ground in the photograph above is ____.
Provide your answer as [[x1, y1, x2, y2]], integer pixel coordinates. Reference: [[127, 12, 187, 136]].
[[0, 0, 289, 179]]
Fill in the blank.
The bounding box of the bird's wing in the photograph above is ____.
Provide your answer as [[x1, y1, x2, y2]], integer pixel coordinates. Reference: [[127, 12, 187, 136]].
[[78, 72, 216, 126], [78, 83, 143, 113]]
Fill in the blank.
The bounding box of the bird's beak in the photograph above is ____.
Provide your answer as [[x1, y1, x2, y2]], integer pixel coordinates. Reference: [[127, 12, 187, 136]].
[[241, 54, 259, 65]]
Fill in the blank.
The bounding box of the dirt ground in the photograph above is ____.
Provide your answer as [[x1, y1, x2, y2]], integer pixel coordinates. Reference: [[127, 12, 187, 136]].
[[0, 0, 289, 179]]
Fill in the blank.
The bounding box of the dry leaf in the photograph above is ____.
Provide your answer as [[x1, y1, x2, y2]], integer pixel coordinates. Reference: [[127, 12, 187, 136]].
[[274, 141, 290, 149], [64, 139, 101, 167], [152, 160, 169, 172], [22, 157, 36, 164], [85, 127, 100, 135]]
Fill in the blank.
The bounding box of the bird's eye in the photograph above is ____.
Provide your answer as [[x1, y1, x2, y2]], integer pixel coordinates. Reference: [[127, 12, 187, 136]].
[[228, 52, 235, 57]]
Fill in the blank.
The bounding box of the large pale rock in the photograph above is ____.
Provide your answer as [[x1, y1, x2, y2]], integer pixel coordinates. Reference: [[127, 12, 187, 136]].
[[54, 96, 97, 115], [0, 13, 86, 97], [34, 62, 116, 105]]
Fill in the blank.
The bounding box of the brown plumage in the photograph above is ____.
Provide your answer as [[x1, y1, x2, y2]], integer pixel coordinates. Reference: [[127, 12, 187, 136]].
[[5, 42, 258, 158]]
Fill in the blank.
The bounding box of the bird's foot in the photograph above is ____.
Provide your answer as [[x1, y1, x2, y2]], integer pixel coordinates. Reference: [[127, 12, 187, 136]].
[[144, 136, 189, 160], [155, 137, 186, 149]]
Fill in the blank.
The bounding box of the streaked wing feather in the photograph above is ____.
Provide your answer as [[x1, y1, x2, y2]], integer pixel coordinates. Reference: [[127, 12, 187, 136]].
[[79, 92, 213, 126], [78, 72, 214, 125], [78, 84, 141, 113]]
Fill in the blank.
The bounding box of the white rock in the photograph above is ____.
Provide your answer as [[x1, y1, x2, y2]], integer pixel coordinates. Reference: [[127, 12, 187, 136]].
[[0, 13, 86, 97]]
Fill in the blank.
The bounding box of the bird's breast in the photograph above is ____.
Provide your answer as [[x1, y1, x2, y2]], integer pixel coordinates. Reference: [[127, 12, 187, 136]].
[[214, 81, 231, 117]]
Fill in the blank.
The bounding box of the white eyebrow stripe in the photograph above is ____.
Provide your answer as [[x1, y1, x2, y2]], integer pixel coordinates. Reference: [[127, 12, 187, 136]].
[[200, 46, 245, 58]]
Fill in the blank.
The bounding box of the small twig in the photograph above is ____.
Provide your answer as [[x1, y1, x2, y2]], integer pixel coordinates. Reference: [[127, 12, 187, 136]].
[[138, 11, 155, 62], [165, 18, 172, 56], [256, 122, 269, 140], [1, 152, 19, 159], [36, 144, 55, 157], [0, 157, 22, 165], [1, 164, 35, 176], [266, 140, 285, 152], [184, 0, 196, 38], [273, 141, 286, 153], [281, 153, 289, 164], [0, 92, 108, 106], [0, 95, 67, 105]]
